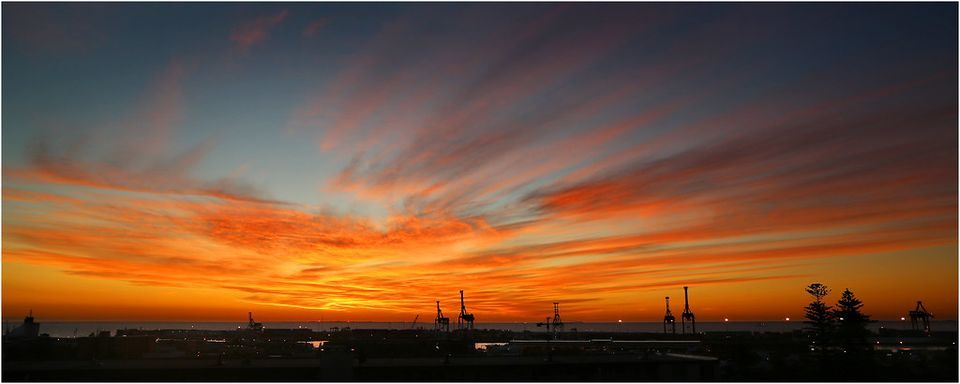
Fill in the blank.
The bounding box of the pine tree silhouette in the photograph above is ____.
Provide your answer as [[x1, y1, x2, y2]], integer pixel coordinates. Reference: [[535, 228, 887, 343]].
[[833, 288, 872, 352], [803, 283, 833, 351]]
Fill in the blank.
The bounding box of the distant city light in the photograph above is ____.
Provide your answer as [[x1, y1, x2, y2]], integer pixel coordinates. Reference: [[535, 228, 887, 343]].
[[618, 319, 622, 323], [724, 318, 729, 322], [839, 317, 844, 321], [901, 317, 906, 321], [785, 317, 790, 321]]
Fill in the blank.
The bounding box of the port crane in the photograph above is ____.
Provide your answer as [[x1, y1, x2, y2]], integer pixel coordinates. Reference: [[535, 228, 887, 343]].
[[536, 317, 553, 338], [663, 296, 676, 334], [909, 301, 933, 334], [248, 312, 264, 331], [411, 314, 420, 329], [434, 301, 450, 333], [681, 287, 696, 334], [458, 290, 475, 331]]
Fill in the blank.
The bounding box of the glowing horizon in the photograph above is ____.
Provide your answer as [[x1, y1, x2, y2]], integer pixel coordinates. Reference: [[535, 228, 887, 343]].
[[2, 3, 957, 323]]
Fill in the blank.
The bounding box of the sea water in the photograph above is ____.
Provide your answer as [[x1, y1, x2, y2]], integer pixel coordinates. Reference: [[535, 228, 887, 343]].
[[4, 320, 955, 338]]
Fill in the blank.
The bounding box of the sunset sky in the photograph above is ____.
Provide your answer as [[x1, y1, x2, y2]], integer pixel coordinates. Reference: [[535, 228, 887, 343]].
[[2, 3, 957, 322]]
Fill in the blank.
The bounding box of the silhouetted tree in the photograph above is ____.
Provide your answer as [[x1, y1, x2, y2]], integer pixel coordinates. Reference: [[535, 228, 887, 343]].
[[803, 283, 833, 350], [833, 288, 872, 351]]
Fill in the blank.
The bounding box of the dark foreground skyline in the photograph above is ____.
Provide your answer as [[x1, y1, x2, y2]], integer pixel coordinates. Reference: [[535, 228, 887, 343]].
[[4, 304, 957, 381]]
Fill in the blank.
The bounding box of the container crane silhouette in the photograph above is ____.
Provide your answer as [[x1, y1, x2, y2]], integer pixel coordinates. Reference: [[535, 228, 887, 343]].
[[247, 312, 263, 331], [909, 301, 933, 334], [663, 296, 676, 334], [434, 301, 450, 333], [536, 317, 552, 336], [681, 286, 696, 334], [458, 290, 475, 331]]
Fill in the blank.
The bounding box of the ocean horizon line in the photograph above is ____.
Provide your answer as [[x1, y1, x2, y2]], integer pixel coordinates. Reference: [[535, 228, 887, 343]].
[[7, 319, 956, 324]]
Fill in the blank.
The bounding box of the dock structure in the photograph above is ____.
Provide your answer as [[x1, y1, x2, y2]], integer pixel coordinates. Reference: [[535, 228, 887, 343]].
[[458, 290, 475, 331], [909, 301, 933, 334], [434, 301, 450, 334], [681, 287, 696, 334], [247, 312, 263, 332], [663, 297, 676, 334], [6, 310, 40, 339]]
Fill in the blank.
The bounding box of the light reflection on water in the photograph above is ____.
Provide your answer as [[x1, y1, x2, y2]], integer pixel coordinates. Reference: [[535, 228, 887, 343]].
[[298, 340, 326, 348], [475, 342, 509, 350]]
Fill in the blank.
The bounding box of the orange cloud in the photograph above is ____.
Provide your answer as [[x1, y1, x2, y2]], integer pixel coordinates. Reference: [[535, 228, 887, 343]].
[[4, 8, 956, 322]]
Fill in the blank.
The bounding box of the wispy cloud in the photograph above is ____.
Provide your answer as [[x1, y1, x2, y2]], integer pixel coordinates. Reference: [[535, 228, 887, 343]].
[[4, 4, 957, 321], [302, 17, 328, 38], [230, 9, 289, 51]]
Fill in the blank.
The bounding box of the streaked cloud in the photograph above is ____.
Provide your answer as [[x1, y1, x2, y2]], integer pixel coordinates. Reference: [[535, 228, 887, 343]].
[[302, 18, 328, 38], [3, 3, 956, 321], [230, 9, 289, 51]]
